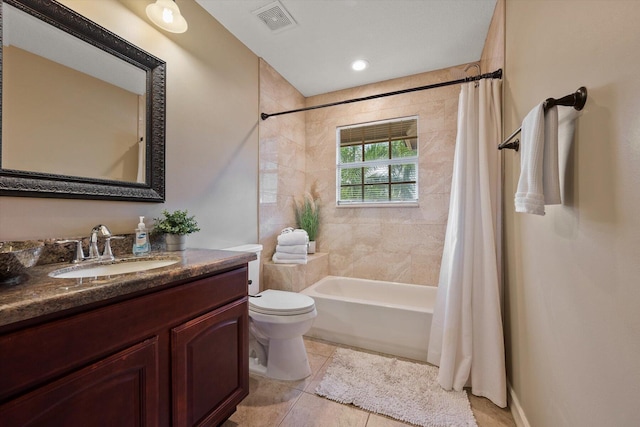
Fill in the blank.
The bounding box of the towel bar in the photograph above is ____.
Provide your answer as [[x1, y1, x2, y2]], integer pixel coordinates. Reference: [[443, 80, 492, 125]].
[[498, 86, 587, 151]]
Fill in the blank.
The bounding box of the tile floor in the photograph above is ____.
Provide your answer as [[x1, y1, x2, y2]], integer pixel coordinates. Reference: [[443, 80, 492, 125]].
[[222, 337, 516, 427]]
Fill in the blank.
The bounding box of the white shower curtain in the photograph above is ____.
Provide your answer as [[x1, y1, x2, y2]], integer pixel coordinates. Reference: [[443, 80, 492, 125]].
[[427, 79, 506, 407]]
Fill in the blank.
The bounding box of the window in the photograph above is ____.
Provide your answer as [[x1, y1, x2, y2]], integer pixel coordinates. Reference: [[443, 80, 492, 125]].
[[337, 117, 418, 205]]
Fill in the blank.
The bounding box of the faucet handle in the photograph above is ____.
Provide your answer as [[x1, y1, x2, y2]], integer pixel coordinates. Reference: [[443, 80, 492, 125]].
[[56, 239, 85, 263], [102, 236, 125, 261]]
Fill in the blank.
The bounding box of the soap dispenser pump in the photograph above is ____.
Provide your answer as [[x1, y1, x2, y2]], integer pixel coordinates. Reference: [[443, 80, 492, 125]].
[[133, 216, 151, 256]]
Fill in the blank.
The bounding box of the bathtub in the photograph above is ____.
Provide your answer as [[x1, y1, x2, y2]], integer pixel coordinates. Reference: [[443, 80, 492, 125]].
[[301, 276, 436, 362]]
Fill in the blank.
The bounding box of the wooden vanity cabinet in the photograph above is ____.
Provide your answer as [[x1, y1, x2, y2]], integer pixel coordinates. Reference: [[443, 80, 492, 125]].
[[0, 266, 249, 427]]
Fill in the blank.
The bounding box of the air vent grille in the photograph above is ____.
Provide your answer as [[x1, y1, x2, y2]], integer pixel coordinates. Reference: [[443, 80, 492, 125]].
[[253, 1, 297, 33]]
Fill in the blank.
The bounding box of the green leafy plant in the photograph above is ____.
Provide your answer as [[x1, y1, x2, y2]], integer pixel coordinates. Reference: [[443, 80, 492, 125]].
[[153, 209, 200, 235], [295, 193, 320, 241]]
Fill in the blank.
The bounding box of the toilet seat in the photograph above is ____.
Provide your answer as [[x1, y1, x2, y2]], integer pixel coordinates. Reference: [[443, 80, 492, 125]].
[[249, 289, 315, 316]]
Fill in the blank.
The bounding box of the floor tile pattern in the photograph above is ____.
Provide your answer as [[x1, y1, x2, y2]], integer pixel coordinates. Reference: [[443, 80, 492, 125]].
[[222, 338, 516, 427]]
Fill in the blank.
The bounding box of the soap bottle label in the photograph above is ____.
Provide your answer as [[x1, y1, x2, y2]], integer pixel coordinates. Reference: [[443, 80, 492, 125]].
[[133, 231, 150, 255], [136, 232, 147, 246]]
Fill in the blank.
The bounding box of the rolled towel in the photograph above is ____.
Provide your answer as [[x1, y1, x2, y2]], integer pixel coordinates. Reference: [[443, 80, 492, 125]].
[[277, 230, 309, 246], [276, 244, 308, 255], [273, 252, 307, 260], [272, 253, 307, 265]]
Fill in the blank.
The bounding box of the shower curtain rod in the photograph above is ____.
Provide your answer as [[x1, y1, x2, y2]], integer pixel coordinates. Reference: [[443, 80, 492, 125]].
[[260, 68, 503, 120]]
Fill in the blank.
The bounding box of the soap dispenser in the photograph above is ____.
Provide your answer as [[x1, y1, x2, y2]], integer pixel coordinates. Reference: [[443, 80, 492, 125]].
[[133, 216, 151, 256]]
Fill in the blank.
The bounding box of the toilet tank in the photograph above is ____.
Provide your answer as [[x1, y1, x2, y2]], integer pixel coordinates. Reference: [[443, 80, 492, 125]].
[[223, 244, 262, 296]]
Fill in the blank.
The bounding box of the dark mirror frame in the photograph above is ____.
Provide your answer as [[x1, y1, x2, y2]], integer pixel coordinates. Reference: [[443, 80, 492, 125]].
[[0, 0, 166, 202]]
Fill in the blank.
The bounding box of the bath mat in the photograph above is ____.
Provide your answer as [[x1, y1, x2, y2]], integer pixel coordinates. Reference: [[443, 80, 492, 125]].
[[315, 348, 477, 427]]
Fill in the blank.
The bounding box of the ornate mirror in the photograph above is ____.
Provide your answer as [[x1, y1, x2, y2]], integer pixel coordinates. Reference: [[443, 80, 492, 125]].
[[0, 0, 166, 201]]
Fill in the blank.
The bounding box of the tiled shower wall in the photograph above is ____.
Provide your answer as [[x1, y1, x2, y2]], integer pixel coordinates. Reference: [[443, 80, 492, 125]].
[[259, 59, 472, 286], [258, 60, 306, 266], [305, 69, 463, 286]]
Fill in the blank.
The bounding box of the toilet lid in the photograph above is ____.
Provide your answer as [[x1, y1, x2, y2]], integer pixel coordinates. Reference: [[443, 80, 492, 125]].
[[249, 289, 315, 315]]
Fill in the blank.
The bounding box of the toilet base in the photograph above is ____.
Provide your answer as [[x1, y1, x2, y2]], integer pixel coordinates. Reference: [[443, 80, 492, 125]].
[[249, 356, 267, 376], [267, 336, 311, 380], [250, 336, 311, 381]]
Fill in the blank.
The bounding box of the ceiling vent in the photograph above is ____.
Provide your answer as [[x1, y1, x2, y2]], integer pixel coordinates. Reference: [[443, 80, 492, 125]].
[[253, 1, 297, 33]]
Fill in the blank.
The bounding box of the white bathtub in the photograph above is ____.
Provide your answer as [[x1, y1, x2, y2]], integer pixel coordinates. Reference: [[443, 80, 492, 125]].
[[301, 276, 436, 362]]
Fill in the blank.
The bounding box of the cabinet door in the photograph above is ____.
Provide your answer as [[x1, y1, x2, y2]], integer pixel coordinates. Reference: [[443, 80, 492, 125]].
[[0, 337, 159, 426], [172, 298, 248, 427]]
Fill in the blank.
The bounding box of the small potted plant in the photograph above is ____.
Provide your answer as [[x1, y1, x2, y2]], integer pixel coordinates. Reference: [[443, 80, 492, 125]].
[[153, 209, 200, 251], [295, 192, 319, 253]]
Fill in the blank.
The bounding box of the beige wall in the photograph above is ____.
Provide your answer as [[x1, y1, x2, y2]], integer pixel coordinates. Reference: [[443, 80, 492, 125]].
[[258, 59, 307, 270], [504, 1, 640, 426], [257, 56, 482, 285], [480, 0, 504, 78], [0, 0, 259, 249], [304, 68, 468, 285]]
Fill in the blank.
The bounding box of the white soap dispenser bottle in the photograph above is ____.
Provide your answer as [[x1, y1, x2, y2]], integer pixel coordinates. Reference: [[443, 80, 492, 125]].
[[133, 216, 151, 256]]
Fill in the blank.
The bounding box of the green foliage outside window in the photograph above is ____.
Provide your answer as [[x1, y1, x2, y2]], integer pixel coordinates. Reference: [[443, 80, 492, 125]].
[[339, 127, 418, 204]]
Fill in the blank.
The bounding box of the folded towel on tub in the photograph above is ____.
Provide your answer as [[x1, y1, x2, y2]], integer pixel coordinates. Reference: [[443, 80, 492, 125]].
[[273, 252, 307, 260], [277, 230, 309, 246], [276, 244, 308, 255], [272, 253, 307, 264]]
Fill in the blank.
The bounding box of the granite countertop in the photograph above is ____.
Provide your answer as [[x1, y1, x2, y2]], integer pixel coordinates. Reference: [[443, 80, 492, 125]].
[[0, 248, 256, 329]]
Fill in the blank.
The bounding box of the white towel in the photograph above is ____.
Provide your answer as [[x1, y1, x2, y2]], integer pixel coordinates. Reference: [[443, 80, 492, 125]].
[[542, 106, 561, 205], [272, 253, 307, 264], [273, 252, 307, 260], [277, 230, 309, 246], [276, 244, 308, 255], [514, 103, 561, 215]]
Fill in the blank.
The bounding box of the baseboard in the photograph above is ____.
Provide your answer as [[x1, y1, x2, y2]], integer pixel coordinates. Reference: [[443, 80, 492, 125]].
[[508, 383, 531, 427]]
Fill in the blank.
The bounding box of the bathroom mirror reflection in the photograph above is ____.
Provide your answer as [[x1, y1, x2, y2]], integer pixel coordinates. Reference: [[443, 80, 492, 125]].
[[0, 0, 166, 202]]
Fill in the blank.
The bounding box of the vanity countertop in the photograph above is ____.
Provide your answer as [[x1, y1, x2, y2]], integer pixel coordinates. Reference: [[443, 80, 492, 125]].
[[0, 249, 256, 329]]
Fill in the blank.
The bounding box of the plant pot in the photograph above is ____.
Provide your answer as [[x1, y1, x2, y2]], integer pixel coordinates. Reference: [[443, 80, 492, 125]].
[[165, 234, 186, 251], [308, 241, 316, 254]]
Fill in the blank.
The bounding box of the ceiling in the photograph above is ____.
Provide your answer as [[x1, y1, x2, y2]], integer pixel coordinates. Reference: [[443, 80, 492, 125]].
[[195, 0, 497, 97]]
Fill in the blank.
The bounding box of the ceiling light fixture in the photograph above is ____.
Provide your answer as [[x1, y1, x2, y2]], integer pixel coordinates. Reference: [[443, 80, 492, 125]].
[[351, 59, 369, 71], [146, 0, 188, 33]]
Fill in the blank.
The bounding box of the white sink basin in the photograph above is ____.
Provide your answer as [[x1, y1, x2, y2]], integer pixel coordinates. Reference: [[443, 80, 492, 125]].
[[50, 258, 180, 279]]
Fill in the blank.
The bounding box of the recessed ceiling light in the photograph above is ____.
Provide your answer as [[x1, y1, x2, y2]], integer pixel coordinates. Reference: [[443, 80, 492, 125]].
[[351, 59, 369, 71]]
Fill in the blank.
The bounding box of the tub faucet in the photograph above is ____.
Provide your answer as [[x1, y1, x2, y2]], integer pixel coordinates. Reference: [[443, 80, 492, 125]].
[[89, 224, 112, 259]]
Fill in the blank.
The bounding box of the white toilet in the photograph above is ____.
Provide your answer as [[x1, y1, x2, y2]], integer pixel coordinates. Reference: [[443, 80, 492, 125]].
[[224, 244, 317, 381]]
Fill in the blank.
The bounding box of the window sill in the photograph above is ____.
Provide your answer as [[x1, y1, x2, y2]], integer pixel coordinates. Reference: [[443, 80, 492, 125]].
[[336, 202, 419, 208]]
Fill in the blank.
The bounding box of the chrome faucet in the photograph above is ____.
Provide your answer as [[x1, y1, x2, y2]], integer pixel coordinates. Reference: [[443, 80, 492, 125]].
[[55, 224, 122, 263], [89, 224, 112, 260]]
